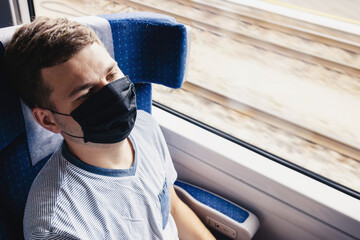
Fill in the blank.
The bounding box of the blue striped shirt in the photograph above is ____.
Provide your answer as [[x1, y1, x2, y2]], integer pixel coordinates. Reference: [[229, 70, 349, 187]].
[[24, 110, 178, 239]]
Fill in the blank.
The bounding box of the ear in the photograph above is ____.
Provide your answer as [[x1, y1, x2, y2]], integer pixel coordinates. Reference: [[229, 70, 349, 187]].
[[32, 107, 62, 134]]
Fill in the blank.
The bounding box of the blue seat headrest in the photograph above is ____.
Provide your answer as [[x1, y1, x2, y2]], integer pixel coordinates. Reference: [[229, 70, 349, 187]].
[[0, 42, 25, 152], [102, 12, 188, 88]]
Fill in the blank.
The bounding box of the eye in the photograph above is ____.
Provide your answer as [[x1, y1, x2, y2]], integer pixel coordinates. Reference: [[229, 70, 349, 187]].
[[77, 88, 93, 101], [106, 72, 118, 82]]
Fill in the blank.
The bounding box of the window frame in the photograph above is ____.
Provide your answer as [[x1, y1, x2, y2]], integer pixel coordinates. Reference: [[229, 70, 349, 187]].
[[154, 102, 360, 200], [152, 104, 360, 239]]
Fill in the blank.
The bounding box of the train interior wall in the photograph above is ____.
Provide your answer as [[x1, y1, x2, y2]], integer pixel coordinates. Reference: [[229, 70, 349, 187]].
[[153, 107, 360, 240]]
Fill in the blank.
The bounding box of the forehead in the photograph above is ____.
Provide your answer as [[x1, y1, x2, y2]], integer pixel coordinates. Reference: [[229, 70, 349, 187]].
[[41, 43, 114, 98]]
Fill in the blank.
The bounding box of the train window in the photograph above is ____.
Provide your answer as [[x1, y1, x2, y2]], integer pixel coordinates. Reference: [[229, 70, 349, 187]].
[[32, 0, 360, 197]]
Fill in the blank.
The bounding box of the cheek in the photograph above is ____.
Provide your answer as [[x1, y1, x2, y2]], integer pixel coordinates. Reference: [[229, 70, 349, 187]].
[[54, 115, 83, 134]]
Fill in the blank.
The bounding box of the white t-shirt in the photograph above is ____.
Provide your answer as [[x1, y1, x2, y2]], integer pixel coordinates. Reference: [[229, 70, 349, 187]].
[[24, 110, 179, 240]]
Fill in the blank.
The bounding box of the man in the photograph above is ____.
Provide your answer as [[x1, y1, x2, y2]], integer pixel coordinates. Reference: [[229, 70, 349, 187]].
[[5, 17, 215, 239]]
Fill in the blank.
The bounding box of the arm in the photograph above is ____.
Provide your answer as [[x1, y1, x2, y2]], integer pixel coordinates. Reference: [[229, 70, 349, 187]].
[[170, 186, 216, 240]]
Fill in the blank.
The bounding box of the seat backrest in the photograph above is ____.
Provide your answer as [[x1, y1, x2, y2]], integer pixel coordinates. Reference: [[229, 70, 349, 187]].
[[0, 12, 190, 239]]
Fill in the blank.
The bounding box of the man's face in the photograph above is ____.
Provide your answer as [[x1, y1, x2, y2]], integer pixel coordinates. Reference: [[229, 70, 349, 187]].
[[41, 42, 124, 142]]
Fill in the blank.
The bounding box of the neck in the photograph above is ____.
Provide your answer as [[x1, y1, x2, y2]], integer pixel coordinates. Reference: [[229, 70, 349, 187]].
[[64, 138, 135, 170]]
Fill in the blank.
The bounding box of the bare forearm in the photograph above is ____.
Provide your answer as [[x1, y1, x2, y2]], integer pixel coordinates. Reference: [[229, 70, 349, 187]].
[[170, 187, 215, 240]]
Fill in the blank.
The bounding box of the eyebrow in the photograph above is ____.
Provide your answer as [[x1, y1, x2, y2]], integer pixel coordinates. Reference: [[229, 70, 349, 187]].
[[106, 62, 117, 74], [68, 62, 118, 99], [68, 83, 94, 99]]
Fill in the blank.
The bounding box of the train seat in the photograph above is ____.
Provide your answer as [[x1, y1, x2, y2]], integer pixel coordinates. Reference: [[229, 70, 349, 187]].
[[0, 12, 188, 239], [0, 12, 259, 240]]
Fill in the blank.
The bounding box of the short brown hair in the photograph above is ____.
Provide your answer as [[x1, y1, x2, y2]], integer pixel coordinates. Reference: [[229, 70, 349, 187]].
[[4, 17, 102, 109]]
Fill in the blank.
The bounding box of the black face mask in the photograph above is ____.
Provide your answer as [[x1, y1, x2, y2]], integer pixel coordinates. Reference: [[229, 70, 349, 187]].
[[46, 76, 137, 143]]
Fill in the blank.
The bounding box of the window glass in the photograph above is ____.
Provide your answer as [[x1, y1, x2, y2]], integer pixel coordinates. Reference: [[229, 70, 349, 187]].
[[33, 0, 360, 195]]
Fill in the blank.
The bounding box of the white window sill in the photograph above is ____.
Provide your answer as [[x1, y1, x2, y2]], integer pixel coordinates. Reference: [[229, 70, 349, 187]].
[[153, 105, 360, 239]]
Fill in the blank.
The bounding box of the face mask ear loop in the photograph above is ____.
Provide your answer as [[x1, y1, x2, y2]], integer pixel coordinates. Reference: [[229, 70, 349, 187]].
[[39, 106, 72, 116], [38, 106, 83, 139], [61, 131, 84, 139]]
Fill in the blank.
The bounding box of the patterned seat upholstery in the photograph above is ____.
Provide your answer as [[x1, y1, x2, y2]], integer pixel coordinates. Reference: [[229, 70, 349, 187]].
[[0, 12, 189, 239]]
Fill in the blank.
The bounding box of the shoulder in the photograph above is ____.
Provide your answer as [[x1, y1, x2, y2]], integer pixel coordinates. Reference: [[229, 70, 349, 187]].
[[28, 147, 67, 197], [132, 110, 162, 137], [131, 110, 170, 160], [135, 110, 160, 127], [24, 147, 68, 237]]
